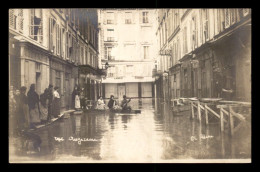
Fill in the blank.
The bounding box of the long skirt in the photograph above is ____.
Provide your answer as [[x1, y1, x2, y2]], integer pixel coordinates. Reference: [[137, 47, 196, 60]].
[[39, 103, 48, 121], [29, 107, 41, 123], [20, 104, 30, 129], [75, 95, 80, 109], [52, 98, 60, 117]]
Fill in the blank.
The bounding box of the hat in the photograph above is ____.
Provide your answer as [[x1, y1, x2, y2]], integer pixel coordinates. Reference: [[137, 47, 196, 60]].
[[20, 86, 27, 92]]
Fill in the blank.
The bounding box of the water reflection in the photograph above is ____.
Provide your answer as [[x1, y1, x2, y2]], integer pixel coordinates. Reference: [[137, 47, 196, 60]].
[[10, 98, 251, 162]]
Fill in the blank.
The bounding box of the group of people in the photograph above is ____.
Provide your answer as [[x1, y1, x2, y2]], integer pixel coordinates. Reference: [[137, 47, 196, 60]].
[[71, 85, 86, 110], [9, 84, 61, 135], [95, 95, 132, 111]]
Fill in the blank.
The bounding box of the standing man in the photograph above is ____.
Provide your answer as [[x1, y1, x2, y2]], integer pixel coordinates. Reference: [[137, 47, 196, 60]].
[[46, 84, 53, 123]]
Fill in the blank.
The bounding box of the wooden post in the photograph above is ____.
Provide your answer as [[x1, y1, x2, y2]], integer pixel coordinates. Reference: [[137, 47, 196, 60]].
[[229, 106, 234, 136], [197, 101, 201, 122], [205, 104, 208, 125], [220, 107, 224, 132], [191, 101, 194, 119]]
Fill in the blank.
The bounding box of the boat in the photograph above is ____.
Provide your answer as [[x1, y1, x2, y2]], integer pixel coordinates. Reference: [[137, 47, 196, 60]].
[[171, 98, 191, 115], [83, 108, 141, 114]]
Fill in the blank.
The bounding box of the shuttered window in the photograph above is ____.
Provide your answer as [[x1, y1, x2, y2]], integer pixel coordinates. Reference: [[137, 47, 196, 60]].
[[18, 9, 24, 32], [9, 9, 15, 29], [57, 24, 60, 55], [225, 9, 230, 28], [142, 12, 149, 23]]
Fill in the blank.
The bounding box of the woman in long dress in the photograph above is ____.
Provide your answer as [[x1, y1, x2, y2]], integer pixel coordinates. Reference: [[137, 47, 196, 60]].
[[52, 87, 61, 118], [27, 84, 41, 128], [75, 94, 81, 110], [72, 85, 79, 109]]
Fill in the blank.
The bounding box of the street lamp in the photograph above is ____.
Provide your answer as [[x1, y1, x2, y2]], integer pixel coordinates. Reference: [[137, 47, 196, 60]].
[[105, 62, 109, 69]]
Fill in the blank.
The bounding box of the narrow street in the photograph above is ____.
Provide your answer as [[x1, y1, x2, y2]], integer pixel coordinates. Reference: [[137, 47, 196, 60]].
[[9, 98, 250, 162], [9, 8, 251, 163]]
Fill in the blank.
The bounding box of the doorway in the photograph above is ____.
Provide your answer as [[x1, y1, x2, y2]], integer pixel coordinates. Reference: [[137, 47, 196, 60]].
[[118, 84, 126, 99], [36, 72, 41, 94]]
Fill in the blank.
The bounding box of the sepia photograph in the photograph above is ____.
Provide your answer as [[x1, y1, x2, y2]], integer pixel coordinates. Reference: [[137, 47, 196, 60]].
[[8, 8, 251, 163]]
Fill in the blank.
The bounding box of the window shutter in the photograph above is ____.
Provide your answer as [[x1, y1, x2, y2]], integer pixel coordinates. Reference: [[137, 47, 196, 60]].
[[49, 18, 53, 51], [18, 9, 23, 32], [225, 9, 230, 28], [9, 9, 15, 29]]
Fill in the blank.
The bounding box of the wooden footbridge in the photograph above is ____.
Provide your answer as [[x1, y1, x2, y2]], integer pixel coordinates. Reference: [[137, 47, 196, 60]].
[[185, 98, 251, 136]]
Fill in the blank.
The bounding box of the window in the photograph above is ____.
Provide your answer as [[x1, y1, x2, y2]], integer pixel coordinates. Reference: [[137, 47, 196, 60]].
[[192, 16, 198, 48], [56, 24, 60, 55], [55, 71, 61, 89], [107, 12, 114, 24], [203, 9, 209, 41], [125, 12, 132, 24], [144, 46, 149, 59], [30, 9, 43, 43], [108, 66, 115, 77], [183, 26, 188, 54], [35, 62, 41, 72], [107, 47, 114, 60], [142, 12, 149, 23], [80, 46, 84, 65], [107, 29, 114, 41], [126, 65, 134, 77], [174, 74, 176, 82]]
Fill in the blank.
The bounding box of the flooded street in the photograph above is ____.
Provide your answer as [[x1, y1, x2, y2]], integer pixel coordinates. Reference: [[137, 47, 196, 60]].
[[9, 98, 251, 163]]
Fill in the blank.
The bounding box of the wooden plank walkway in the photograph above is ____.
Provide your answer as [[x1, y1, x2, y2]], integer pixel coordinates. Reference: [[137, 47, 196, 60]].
[[188, 98, 251, 136]]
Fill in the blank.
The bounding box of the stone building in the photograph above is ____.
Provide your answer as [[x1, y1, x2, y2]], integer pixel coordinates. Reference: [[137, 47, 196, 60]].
[[155, 9, 251, 101], [9, 9, 101, 109], [98, 9, 158, 99]]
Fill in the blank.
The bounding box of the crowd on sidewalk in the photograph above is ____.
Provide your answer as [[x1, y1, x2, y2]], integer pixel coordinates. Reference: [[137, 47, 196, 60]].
[[9, 84, 63, 137], [9, 83, 135, 137]]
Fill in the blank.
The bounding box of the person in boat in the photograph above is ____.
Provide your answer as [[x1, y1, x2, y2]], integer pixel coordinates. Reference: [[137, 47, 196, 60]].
[[121, 95, 132, 111], [107, 95, 121, 110], [95, 96, 106, 110]]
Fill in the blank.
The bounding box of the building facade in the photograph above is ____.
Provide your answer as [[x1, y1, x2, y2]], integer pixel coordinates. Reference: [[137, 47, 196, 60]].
[[98, 9, 158, 99], [9, 9, 101, 109], [155, 9, 251, 102]]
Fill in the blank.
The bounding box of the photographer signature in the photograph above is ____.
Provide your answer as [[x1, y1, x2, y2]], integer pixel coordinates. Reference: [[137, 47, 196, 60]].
[[190, 134, 214, 142], [54, 136, 98, 145]]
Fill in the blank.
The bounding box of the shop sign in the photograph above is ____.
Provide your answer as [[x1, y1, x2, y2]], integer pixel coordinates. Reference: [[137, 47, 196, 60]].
[[160, 49, 172, 56], [51, 61, 63, 71], [24, 47, 48, 63]]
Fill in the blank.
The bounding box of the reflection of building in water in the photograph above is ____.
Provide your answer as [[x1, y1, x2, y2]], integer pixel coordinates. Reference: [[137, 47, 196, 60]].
[[100, 112, 163, 162]]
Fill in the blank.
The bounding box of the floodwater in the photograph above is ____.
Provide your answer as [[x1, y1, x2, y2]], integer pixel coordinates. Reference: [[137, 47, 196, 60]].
[[9, 98, 251, 163]]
